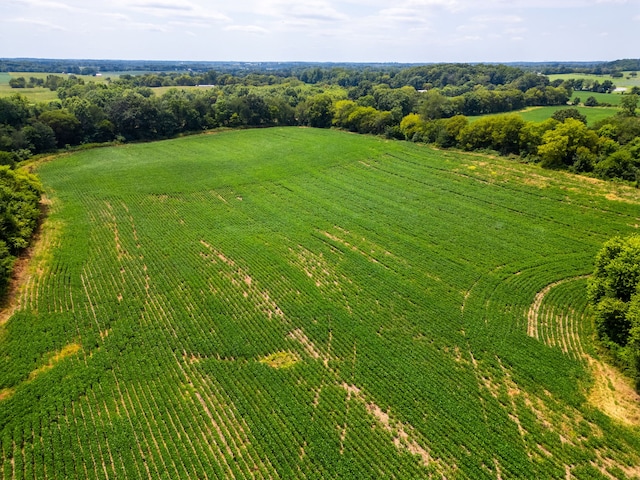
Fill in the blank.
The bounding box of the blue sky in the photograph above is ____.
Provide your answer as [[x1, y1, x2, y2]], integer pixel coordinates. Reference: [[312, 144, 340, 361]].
[[1, 0, 639, 63]]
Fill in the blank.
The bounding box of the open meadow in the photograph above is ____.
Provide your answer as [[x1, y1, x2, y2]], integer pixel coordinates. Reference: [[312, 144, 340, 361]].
[[548, 72, 640, 91], [469, 105, 619, 126], [2, 127, 640, 478]]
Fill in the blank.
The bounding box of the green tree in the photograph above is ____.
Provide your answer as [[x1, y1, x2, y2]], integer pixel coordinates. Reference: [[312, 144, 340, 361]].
[[419, 90, 453, 120], [8, 77, 26, 88], [537, 118, 599, 168], [551, 108, 587, 125], [620, 94, 639, 117], [22, 122, 57, 153], [297, 94, 334, 128], [0, 95, 31, 128], [594, 150, 639, 181], [0, 166, 42, 294], [399, 113, 426, 141], [584, 96, 599, 107], [588, 235, 640, 388], [39, 109, 82, 147]]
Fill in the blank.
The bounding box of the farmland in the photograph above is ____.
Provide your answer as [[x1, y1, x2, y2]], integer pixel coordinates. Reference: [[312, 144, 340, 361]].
[[548, 73, 640, 91], [2, 127, 640, 478], [469, 105, 619, 126]]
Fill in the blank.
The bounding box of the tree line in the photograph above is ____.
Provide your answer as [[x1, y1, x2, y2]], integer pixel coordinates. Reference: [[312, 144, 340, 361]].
[[2, 66, 640, 182], [589, 235, 640, 390], [2, 65, 640, 183], [0, 167, 42, 296]]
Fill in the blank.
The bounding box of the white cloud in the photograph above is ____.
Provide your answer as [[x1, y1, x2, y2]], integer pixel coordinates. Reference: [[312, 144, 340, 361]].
[[253, 0, 349, 23], [112, 0, 230, 22], [9, 0, 76, 10], [225, 25, 270, 34], [471, 14, 523, 23], [8, 16, 67, 29]]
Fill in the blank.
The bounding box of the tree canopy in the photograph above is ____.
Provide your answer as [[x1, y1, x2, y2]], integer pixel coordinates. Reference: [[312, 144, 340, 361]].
[[0, 166, 42, 295], [588, 235, 640, 389]]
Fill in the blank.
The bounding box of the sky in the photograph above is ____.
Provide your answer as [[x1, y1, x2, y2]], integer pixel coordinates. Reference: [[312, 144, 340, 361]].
[[1, 0, 639, 63]]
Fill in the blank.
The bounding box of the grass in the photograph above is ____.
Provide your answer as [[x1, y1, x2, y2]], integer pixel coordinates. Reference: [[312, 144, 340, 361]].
[[571, 91, 623, 106], [519, 105, 620, 125], [549, 72, 640, 90], [2, 127, 640, 478], [469, 105, 619, 125], [0, 72, 112, 102]]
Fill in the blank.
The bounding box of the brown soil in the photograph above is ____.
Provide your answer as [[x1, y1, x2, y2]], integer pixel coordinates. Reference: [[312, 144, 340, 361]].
[[586, 355, 640, 427]]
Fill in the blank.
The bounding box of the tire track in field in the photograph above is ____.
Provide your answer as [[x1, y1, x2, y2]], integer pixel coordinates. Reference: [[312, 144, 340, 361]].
[[526, 275, 589, 359]]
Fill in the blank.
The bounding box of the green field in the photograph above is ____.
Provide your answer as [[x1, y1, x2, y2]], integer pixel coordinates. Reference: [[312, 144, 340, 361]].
[[2, 127, 640, 478], [549, 72, 640, 90], [0, 72, 112, 102], [519, 106, 619, 125], [571, 91, 623, 106], [470, 105, 619, 126]]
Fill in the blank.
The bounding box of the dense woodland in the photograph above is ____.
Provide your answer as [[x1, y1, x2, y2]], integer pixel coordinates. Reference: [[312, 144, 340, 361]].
[[0, 167, 41, 294], [589, 236, 640, 389]]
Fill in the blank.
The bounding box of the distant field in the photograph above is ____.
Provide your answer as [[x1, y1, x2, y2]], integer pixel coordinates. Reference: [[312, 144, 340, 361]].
[[469, 105, 619, 125], [151, 85, 211, 96], [571, 91, 623, 106], [0, 84, 58, 102], [549, 72, 640, 90], [2, 127, 639, 479], [519, 105, 619, 124], [0, 72, 111, 102]]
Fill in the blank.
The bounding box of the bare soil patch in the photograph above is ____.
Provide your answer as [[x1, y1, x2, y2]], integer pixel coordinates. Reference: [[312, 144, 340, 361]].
[[586, 355, 640, 427], [260, 351, 299, 369]]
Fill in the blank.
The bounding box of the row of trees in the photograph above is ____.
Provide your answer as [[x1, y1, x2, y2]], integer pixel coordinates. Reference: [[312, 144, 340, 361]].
[[0, 75, 572, 157], [588, 235, 640, 389], [1, 65, 638, 185], [398, 101, 640, 182], [0, 167, 42, 296]]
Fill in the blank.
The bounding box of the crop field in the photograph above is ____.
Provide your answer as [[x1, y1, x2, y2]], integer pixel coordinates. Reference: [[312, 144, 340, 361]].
[[2, 127, 640, 478]]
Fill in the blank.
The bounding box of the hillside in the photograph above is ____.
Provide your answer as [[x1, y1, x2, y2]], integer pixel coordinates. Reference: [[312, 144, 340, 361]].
[[2, 127, 640, 479]]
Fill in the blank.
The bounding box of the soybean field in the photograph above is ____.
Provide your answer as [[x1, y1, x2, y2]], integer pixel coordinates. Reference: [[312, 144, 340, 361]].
[[2, 127, 640, 479]]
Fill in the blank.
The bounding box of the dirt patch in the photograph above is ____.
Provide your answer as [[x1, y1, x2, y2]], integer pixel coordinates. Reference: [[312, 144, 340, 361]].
[[29, 342, 82, 380], [0, 387, 15, 402], [605, 193, 640, 205], [341, 382, 439, 470], [260, 351, 299, 369], [288, 328, 327, 365], [586, 355, 640, 427]]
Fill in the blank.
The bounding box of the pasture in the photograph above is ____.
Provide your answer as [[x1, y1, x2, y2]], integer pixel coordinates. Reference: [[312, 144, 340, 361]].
[[518, 105, 619, 125], [469, 105, 619, 126], [2, 127, 640, 479], [0, 72, 111, 102], [548, 72, 640, 90], [571, 91, 623, 106]]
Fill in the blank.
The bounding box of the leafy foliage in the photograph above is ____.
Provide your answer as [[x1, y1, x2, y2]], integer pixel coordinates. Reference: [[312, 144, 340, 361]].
[[588, 235, 640, 388], [0, 166, 42, 293]]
